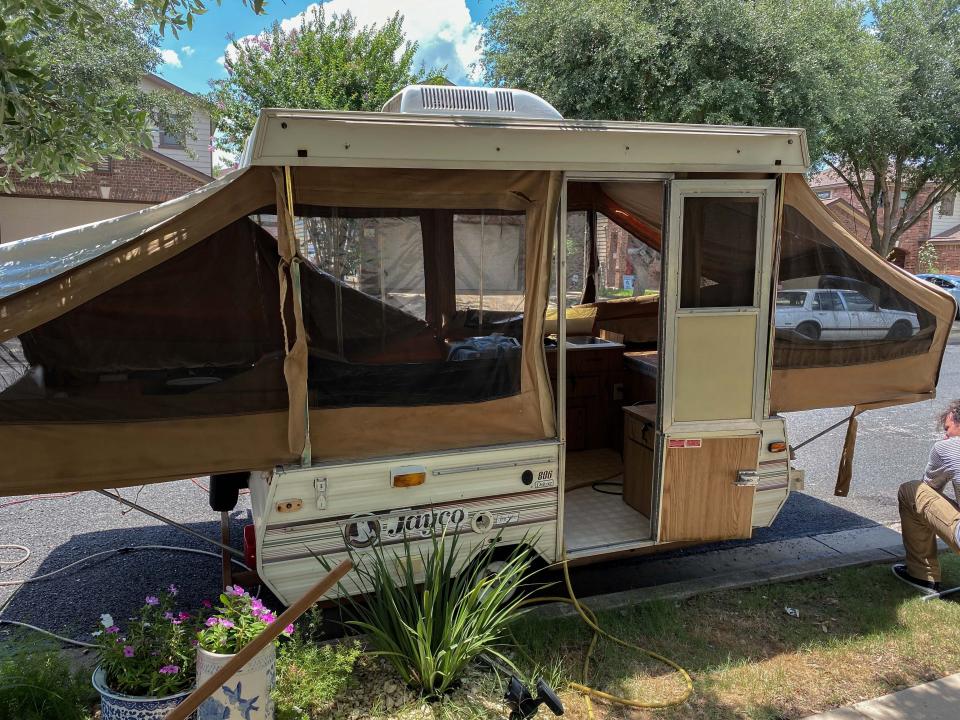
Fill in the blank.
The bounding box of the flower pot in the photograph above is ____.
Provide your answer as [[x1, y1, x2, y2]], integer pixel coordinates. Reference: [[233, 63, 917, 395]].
[[196, 644, 276, 720], [92, 665, 194, 720]]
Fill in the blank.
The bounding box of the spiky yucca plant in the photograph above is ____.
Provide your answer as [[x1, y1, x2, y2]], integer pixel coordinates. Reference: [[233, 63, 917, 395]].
[[339, 530, 536, 699]]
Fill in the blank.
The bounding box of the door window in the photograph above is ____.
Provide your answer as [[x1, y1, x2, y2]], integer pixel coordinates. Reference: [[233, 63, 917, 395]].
[[679, 197, 759, 308]]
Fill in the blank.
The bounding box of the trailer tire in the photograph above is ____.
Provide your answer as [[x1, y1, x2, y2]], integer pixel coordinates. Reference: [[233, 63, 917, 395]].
[[208, 472, 249, 512]]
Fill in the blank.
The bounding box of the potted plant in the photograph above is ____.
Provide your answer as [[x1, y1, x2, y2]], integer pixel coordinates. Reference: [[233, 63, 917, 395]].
[[195, 585, 293, 720], [91, 585, 200, 720]]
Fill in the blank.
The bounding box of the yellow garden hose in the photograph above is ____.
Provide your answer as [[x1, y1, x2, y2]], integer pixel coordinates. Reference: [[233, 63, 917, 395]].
[[516, 547, 694, 715]]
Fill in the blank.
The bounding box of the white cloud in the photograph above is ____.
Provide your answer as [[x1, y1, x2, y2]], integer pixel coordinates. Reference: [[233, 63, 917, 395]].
[[159, 49, 182, 68], [216, 55, 225, 66], [225, 1, 485, 85], [182, 45, 195, 56]]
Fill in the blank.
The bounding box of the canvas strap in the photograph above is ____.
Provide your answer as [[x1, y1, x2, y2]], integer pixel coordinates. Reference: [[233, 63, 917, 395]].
[[274, 167, 312, 466]]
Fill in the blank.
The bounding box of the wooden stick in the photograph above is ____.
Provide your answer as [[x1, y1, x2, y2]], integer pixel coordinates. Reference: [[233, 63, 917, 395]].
[[165, 559, 353, 720]]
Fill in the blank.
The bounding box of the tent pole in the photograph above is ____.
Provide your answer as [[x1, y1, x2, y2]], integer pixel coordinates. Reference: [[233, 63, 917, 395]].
[[94, 489, 243, 558], [284, 165, 312, 467]]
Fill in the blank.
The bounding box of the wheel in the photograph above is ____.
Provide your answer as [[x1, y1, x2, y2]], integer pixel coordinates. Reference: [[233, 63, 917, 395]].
[[208, 472, 249, 512], [886, 321, 912, 340], [796, 321, 821, 340]]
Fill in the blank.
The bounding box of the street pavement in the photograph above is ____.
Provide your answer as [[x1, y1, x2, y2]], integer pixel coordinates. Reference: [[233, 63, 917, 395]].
[[1, 346, 958, 642]]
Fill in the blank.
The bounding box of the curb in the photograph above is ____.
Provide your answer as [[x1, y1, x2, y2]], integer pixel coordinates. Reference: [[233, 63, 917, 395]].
[[526, 546, 903, 621]]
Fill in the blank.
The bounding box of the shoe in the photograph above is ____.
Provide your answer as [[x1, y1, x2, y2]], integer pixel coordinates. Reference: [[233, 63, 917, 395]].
[[892, 563, 942, 593]]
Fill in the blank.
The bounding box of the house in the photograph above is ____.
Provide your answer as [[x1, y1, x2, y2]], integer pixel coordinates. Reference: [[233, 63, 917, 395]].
[[811, 171, 960, 273], [0, 73, 212, 244]]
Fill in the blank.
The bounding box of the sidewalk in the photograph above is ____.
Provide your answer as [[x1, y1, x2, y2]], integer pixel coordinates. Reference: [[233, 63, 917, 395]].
[[803, 673, 960, 719]]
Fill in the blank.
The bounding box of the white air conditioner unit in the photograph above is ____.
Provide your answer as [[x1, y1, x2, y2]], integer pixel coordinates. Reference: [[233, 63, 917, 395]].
[[381, 85, 563, 120]]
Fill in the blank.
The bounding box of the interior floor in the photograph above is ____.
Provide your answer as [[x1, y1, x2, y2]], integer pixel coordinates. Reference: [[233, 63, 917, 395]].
[[563, 483, 652, 556]]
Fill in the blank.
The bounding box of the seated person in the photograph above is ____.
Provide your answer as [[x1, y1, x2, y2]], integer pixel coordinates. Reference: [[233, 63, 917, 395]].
[[894, 400, 960, 591]]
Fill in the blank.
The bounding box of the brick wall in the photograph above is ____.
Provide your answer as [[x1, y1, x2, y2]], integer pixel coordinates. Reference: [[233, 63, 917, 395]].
[[6, 152, 205, 205], [817, 183, 941, 273]]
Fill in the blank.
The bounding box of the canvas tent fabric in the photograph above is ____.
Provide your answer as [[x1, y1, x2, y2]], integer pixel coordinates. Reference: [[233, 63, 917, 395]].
[[0, 166, 560, 495], [0, 166, 952, 496]]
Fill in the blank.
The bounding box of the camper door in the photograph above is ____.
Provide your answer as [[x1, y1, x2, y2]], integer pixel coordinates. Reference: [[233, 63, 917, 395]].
[[657, 180, 776, 542]]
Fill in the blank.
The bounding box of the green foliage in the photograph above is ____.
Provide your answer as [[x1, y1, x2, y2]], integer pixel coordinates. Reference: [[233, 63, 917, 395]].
[[0, 638, 97, 720], [482, 0, 861, 162], [337, 532, 536, 699], [918, 241, 941, 274], [1, 0, 197, 192], [821, 0, 960, 255], [273, 637, 362, 720], [208, 6, 444, 156], [94, 588, 202, 696]]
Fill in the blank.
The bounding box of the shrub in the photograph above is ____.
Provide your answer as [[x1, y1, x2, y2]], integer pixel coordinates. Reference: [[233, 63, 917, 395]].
[[273, 637, 362, 720], [0, 639, 97, 720], [339, 531, 537, 699]]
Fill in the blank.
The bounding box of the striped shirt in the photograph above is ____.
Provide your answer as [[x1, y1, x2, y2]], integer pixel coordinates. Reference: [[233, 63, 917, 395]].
[[922, 437, 960, 546]]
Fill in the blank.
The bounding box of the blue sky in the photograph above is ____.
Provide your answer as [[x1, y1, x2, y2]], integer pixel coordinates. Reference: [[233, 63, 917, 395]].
[[155, 0, 501, 95]]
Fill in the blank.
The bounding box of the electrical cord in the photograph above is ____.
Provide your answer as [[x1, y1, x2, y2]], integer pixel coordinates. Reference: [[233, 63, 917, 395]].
[[0, 544, 30, 568], [0, 544, 252, 588], [0, 545, 255, 648], [513, 546, 694, 714]]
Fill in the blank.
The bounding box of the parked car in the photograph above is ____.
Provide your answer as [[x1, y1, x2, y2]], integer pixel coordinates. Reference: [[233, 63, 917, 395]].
[[775, 289, 920, 340], [916, 274, 960, 319]]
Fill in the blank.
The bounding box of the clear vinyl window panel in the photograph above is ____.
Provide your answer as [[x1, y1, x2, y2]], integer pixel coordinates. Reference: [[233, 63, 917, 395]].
[[680, 196, 759, 309], [564, 211, 661, 303], [774, 206, 935, 369], [293, 206, 526, 408]]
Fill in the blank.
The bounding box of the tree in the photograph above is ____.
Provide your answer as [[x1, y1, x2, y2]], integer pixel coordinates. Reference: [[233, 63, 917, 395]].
[[1, 0, 197, 191], [482, 0, 960, 258], [208, 7, 443, 157], [820, 0, 960, 257]]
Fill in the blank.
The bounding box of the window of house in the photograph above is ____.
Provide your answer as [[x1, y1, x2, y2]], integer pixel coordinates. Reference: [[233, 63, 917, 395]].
[[94, 158, 113, 174], [159, 128, 185, 149], [816, 190, 831, 200], [941, 192, 956, 217]]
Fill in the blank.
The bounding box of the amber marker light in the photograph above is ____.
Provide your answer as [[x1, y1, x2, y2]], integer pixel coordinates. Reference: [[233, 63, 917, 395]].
[[391, 466, 427, 488], [768, 441, 787, 453]]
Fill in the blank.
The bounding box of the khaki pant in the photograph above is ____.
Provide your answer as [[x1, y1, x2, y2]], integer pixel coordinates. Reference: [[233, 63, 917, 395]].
[[898, 480, 960, 582]]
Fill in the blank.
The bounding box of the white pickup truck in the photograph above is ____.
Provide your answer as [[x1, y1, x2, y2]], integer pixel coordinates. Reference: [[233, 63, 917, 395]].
[[775, 288, 919, 341]]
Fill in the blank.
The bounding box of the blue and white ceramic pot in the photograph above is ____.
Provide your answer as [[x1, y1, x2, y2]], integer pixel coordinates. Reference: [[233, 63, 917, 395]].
[[92, 665, 193, 720], [196, 644, 276, 720]]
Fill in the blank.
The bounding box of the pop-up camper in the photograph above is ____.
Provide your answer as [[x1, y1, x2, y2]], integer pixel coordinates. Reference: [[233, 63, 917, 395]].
[[0, 86, 953, 602]]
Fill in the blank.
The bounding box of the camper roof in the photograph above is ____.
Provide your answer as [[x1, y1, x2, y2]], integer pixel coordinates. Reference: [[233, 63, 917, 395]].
[[240, 108, 809, 174]]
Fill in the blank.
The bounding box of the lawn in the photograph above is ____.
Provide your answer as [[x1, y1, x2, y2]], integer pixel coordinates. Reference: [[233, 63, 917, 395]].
[[277, 555, 960, 720]]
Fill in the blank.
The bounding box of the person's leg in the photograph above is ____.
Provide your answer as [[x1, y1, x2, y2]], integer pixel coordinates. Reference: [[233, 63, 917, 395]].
[[898, 480, 960, 583]]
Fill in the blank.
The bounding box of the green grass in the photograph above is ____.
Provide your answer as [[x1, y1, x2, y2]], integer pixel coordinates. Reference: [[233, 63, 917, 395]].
[[506, 555, 960, 719], [0, 636, 97, 720]]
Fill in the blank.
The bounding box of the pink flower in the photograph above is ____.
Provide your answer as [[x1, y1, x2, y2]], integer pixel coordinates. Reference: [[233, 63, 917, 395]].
[[164, 612, 175, 620], [259, 612, 275, 624], [204, 617, 219, 627], [159, 665, 180, 675], [178, 612, 191, 621], [106, 626, 120, 634], [145, 596, 159, 606], [168, 584, 178, 596], [250, 598, 264, 612], [283, 624, 294, 635], [201, 599, 213, 608], [123, 645, 135, 657], [220, 619, 235, 629], [227, 585, 245, 597]]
